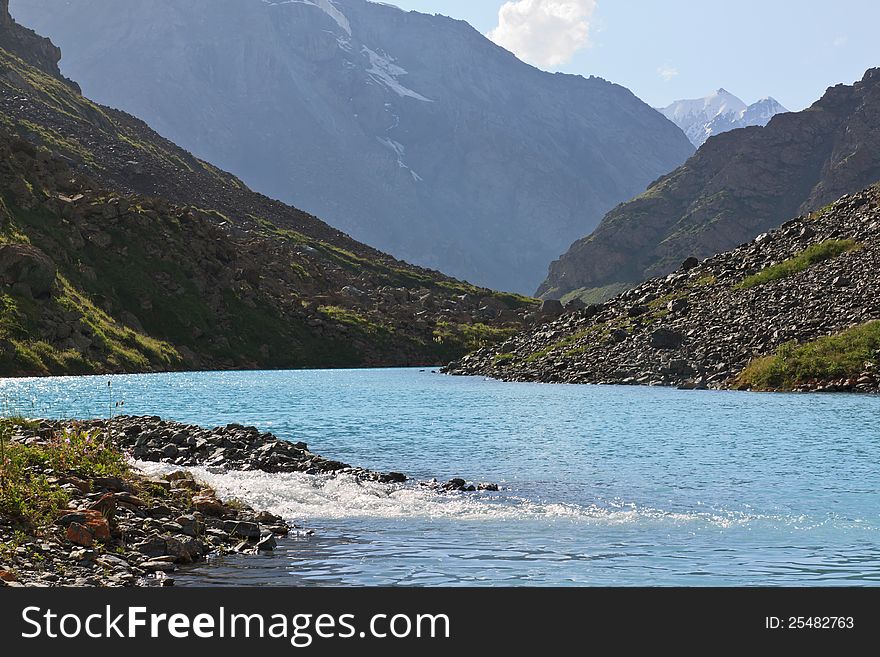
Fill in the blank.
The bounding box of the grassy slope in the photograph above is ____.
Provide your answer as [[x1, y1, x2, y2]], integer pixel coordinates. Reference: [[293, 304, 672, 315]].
[[735, 239, 860, 290], [737, 321, 880, 390]]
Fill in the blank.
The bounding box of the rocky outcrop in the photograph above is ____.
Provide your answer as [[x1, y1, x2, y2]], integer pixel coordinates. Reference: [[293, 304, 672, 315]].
[[12, 0, 693, 293], [0, 0, 78, 90], [540, 68, 880, 303], [0, 242, 56, 297], [448, 184, 880, 391]]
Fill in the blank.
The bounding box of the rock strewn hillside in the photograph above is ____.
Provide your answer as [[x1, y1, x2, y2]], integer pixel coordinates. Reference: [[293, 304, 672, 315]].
[[540, 68, 880, 303], [0, 9, 535, 375], [448, 184, 880, 391], [12, 0, 694, 293]]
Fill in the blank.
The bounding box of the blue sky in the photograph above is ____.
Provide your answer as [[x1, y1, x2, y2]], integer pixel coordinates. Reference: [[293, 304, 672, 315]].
[[387, 0, 880, 110]]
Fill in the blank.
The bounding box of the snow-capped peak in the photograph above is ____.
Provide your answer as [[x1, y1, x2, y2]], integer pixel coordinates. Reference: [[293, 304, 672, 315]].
[[661, 90, 788, 147], [662, 89, 747, 126]]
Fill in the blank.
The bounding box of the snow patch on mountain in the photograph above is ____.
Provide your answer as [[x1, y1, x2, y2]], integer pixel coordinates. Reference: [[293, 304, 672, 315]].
[[377, 136, 423, 181], [266, 0, 432, 102], [12, 0, 694, 293], [362, 46, 433, 102], [269, 0, 352, 35]]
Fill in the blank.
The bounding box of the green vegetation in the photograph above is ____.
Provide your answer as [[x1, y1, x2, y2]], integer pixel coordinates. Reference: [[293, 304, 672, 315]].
[[561, 282, 631, 306], [0, 223, 182, 374], [518, 324, 609, 364], [199, 160, 241, 188], [57, 278, 181, 369], [0, 419, 126, 528], [116, 132, 194, 173], [251, 215, 536, 310], [737, 321, 880, 390], [691, 274, 717, 288], [319, 305, 391, 337], [735, 239, 860, 290], [0, 42, 211, 186], [808, 202, 838, 221], [18, 120, 97, 167], [647, 292, 685, 311], [433, 322, 519, 359], [8, 201, 327, 371], [0, 49, 112, 127], [0, 42, 536, 374]]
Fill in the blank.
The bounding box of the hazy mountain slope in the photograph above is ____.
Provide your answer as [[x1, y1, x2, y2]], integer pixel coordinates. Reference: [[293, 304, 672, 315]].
[[449, 183, 880, 392], [0, 6, 535, 376], [11, 0, 694, 294], [661, 89, 787, 147], [540, 69, 880, 302]]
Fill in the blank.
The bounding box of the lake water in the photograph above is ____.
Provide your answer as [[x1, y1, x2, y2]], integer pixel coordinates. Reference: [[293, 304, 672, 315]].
[[2, 368, 879, 586]]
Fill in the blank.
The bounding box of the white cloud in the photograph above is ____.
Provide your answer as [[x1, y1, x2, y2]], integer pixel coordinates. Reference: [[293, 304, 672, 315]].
[[832, 35, 848, 47], [657, 64, 679, 82], [487, 0, 597, 69]]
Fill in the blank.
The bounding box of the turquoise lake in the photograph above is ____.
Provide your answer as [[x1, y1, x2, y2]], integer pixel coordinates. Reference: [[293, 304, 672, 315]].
[[2, 368, 878, 586]]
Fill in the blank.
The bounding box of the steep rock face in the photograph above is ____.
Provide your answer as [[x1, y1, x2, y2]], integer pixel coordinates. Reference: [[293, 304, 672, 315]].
[[449, 184, 880, 390], [0, 0, 78, 90], [11, 0, 694, 294], [540, 69, 880, 302]]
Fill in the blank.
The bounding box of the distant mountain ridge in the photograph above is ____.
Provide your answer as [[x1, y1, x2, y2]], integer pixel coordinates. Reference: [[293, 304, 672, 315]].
[[539, 69, 880, 303], [661, 89, 788, 147], [10, 0, 694, 294]]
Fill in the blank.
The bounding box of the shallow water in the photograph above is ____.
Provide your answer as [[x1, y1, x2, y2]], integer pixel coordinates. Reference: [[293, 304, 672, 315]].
[[2, 368, 878, 585]]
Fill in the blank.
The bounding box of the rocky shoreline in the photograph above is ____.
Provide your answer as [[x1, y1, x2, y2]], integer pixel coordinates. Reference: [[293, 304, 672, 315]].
[[1, 431, 291, 587], [0, 416, 493, 587], [446, 185, 880, 392], [87, 415, 495, 491], [85, 416, 409, 484]]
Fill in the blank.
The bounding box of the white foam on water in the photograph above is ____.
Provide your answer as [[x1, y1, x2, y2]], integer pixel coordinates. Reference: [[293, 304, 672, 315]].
[[132, 460, 781, 528]]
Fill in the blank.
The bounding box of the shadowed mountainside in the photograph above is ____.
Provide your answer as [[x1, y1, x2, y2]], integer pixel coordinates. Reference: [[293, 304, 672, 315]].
[[0, 6, 536, 375], [11, 0, 694, 294]]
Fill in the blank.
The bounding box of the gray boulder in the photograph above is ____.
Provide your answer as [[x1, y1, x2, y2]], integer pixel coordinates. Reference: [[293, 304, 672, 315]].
[[650, 328, 685, 350], [0, 243, 57, 297], [539, 299, 564, 317]]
